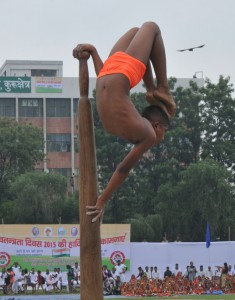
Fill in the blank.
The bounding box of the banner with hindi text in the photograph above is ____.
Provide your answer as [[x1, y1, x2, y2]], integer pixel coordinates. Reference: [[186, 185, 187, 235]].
[[35, 77, 62, 93], [0, 224, 130, 272]]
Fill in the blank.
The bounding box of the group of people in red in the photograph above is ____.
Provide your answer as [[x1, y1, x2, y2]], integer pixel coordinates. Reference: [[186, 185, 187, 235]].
[[121, 262, 235, 297]]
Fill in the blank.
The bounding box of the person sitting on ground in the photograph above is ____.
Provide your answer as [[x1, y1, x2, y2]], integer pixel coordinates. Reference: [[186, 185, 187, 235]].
[[73, 21, 176, 223]]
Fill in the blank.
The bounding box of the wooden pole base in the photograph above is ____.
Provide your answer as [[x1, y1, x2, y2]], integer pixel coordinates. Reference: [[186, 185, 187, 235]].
[[78, 54, 103, 300]]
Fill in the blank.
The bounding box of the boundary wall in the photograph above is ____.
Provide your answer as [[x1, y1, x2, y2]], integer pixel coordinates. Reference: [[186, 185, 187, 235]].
[[127, 241, 235, 280]]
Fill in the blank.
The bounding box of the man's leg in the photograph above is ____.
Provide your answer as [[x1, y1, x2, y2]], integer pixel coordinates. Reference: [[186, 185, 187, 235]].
[[108, 27, 139, 56], [108, 26, 156, 99], [125, 22, 176, 116]]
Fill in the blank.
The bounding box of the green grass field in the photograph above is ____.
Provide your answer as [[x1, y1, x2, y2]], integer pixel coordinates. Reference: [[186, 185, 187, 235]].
[[110, 295, 235, 300], [0, 293, 235, 299]]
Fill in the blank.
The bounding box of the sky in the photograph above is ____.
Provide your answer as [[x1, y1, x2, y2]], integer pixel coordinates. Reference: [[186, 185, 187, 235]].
[[1, 0, 235, 88]]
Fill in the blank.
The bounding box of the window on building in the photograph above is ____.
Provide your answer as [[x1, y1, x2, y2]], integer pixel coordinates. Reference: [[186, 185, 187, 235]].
[[0, 98, 16, 116], [46, 98, 70, 117], [31, 69, 57, 77], [47, 133, 71, 152], [19, 98, 43, 117]]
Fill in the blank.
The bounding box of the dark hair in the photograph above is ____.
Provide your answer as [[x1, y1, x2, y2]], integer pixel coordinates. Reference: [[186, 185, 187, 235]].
[[142, 105, 170, 126]]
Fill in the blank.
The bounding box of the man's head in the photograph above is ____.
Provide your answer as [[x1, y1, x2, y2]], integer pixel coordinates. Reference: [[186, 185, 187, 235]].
[[142, 105, 170, 126], [142, 105, 170, 144]]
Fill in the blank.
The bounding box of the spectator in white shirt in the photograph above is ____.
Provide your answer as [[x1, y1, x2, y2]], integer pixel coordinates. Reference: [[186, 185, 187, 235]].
[[72, 262, 80, 281], [232, 265, 235, 276], [144, 266, 151, 279], [205, 266, 213, 279], [44, 269, 53, 292], [152, 266, 161, 279], [172, 263, 182, 277], [228, 264, 233, 275], [115, 260, 127, 283], [57, 268, 62, 290], [197, 265, 205, 278], [28, 268, 38, 293]]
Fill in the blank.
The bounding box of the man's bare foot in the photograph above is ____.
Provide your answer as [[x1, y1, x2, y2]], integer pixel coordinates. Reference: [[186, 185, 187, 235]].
[[146, 88, 176, 117]]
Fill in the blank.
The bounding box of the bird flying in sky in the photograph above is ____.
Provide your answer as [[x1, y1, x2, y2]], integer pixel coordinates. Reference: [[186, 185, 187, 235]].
[[177, 44, 205, 52]]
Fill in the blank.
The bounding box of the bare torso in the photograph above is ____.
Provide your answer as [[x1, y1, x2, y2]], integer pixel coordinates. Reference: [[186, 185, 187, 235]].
[[96, 74, 153, 144]]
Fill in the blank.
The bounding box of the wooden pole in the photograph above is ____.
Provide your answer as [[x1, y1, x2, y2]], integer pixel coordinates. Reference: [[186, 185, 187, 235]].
[[78, 52, 103, 300]]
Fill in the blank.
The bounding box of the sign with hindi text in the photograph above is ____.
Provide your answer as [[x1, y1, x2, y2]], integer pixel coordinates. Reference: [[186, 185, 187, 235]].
[[0, 77, 31, 93]]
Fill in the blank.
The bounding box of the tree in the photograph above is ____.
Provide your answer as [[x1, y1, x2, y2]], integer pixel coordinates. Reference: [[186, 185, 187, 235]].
[[200, 76, 235, 171], [61, 191, 79, 224], [156, 159, 234, 241], [10, 172, 67, 223], [0, 118, 44, 201]]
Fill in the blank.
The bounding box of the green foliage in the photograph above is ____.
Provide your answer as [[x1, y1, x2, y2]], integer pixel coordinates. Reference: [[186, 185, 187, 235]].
[[200, 76, 235, 170], [0, 200, 15, 224], [156, 159, 234, 241], [10, 172, 67, 223], [61, 192, 79, 224], [125, 213, 162, 242], [0, 118, 44, 201]]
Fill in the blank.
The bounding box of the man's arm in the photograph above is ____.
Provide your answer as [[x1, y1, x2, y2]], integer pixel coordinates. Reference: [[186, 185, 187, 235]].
[[86, 124, 156, 222], [73, 44, 103, 76]]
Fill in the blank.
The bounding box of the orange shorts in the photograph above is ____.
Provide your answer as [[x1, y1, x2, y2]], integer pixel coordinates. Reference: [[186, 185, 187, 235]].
[[97, 51, 146, 89]]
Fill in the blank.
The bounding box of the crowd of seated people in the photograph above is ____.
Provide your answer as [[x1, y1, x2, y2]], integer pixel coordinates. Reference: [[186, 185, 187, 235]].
[[102, 259, 127, 296], [121, 262, 235, 297], [2, 261, 235, 297], [0, 261, 80, 295]]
